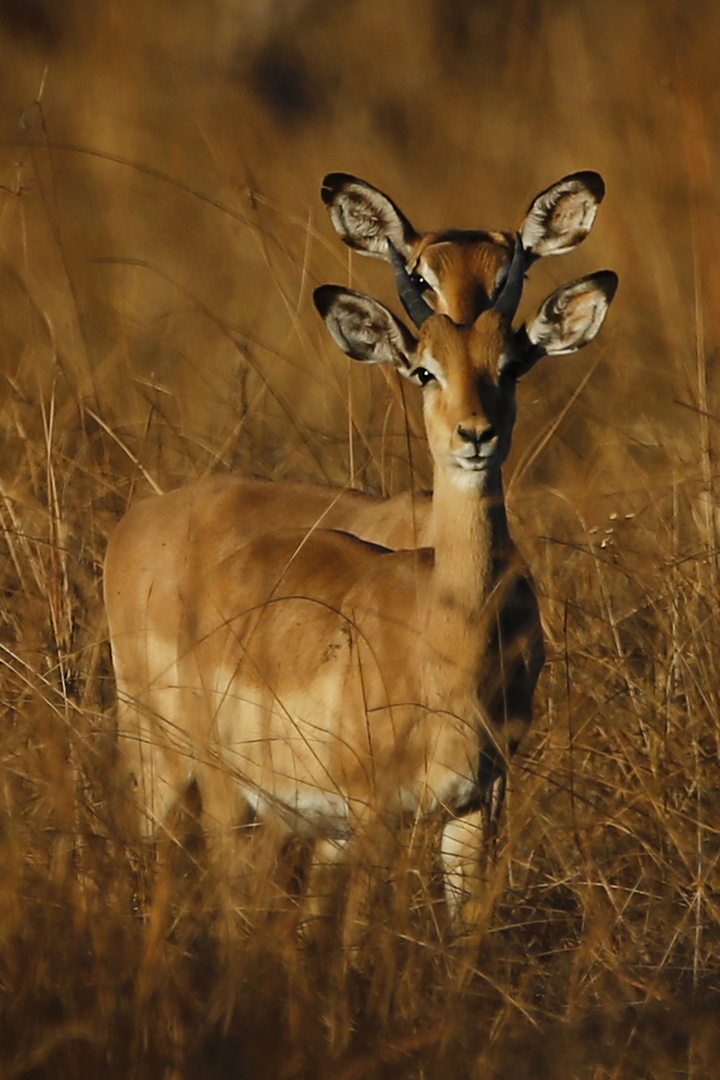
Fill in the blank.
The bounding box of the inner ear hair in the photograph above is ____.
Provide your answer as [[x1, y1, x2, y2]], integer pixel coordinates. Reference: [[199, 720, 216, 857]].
[[315, 286, 416, 370], [321, 173, 418, 260]]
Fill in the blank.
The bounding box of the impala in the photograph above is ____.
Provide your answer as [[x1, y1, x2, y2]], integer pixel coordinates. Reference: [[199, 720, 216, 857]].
[[104, 246, 617, 920], [321, 169, 605, 323], [103, 170, 606, 821]]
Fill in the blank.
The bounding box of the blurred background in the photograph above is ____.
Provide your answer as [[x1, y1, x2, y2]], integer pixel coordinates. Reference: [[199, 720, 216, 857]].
[[1, 2, 719, 1076]]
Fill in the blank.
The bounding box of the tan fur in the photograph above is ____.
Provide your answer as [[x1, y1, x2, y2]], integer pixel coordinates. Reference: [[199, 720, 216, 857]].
[[105, 263, 615, 923], [410, 230, 513, 323], [105, 314, 525, 836]]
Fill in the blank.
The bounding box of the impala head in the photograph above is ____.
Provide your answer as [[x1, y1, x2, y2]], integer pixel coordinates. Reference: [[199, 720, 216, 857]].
[[315, 263, 618, 486], [321, 170, 606, 324]]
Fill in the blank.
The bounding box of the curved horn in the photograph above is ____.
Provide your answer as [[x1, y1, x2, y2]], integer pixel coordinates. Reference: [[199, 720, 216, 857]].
[[493, 234, 526, 322], [387, 239, 434, 328]]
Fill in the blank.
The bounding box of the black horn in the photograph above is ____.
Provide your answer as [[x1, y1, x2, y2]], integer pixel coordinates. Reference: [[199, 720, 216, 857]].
[[493, 234, 526, 322], [387, 239, 434, 328]]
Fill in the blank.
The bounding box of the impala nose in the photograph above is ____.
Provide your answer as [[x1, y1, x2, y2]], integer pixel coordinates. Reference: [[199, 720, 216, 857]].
[[457, 423, 496, 447]]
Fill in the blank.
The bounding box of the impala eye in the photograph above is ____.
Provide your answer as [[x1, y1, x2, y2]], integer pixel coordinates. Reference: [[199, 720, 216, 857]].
[[410, 271, 430, 292], [413, 367, 436, 386]]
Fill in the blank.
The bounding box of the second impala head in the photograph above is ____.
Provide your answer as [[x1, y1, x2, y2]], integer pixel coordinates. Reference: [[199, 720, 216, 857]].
[[321, 170, 606, 324]]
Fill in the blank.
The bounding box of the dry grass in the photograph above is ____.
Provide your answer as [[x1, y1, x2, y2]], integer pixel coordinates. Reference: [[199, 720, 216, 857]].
[[1, 0, 720, 1076]]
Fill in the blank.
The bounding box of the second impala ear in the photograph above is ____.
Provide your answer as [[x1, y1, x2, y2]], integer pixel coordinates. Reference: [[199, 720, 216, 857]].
[[314, 285, 417, 371], [321, 173, 420, 261], [519, 171, 606, 259]]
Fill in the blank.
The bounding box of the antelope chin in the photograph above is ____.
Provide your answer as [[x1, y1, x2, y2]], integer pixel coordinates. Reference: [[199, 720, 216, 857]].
[[454, 455, 494, 473]]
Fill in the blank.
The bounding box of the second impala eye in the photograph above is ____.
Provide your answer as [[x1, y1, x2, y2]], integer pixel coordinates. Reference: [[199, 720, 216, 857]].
[[413, 367, 436, 386]]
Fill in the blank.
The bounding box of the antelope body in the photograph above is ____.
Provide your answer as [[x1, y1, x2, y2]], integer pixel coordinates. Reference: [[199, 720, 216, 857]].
[[105, 252, 616, 914], [106, 170, 606, 841]]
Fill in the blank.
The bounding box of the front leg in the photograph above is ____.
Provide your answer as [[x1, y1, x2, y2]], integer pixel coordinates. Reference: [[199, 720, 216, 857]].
[[440, 812, 488, 927], [440, 745, 508, 927]]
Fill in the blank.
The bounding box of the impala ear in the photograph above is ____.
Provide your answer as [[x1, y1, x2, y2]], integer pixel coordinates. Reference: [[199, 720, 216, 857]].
[[508, 271, 618, 377], [314, 285, 417, 372], [518, 171, 606, 260], [321, 173, 420, 262]]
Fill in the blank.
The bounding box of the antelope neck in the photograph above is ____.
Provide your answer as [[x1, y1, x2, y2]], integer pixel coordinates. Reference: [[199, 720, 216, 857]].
[[429, 461, 511, 621]]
